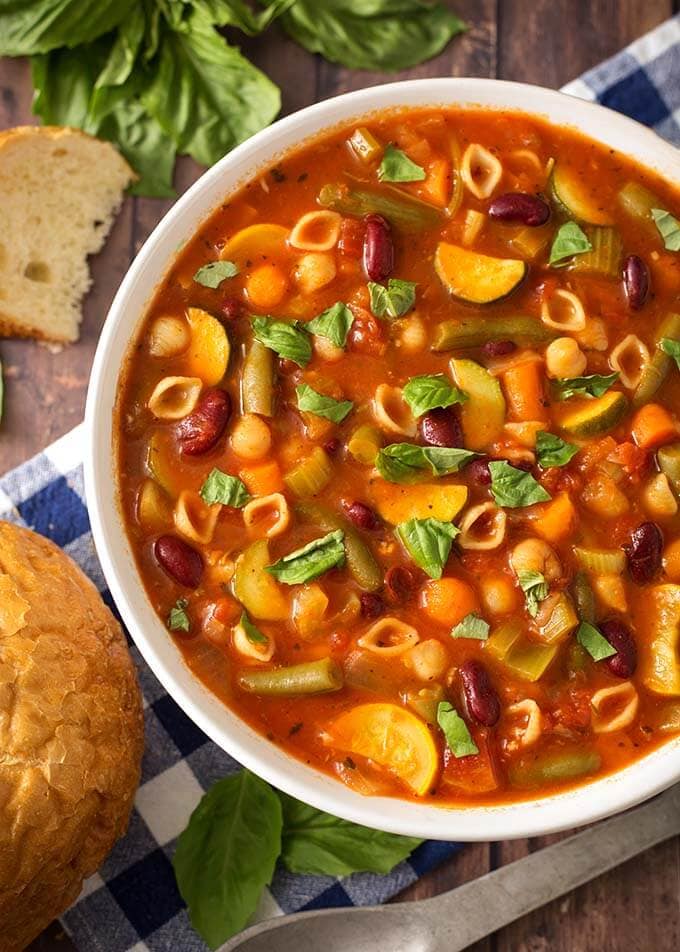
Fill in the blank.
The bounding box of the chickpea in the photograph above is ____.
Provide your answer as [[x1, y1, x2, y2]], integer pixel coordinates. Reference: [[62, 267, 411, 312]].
[[642, 473, 678, 519], [545, 336, 587, 379], [231, 413, 272, 460], [404, 639, 449, 681], [314, 334, 344, 362], [294, 252, 337, 294], [396, 314, 427, 353], [480, 573, 520, 616], [663, 539, 680, 582], [510, 537, 562, 582]]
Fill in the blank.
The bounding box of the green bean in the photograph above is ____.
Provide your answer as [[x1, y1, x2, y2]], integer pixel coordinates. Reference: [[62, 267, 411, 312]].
[[657, 442, 680, 496], [633, 312, 680, 408], [431, 316, 557, 352], [318, 182, 442, 230], [297, 501, 383, 592], [508, 748, 601, 789], [242, 339, 275, 417], [572, 570, 596, 624], [237, 657, 343, 696]]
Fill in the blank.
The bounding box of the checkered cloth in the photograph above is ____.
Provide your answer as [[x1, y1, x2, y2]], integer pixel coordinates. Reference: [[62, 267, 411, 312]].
[[1, 15, 678, 951]]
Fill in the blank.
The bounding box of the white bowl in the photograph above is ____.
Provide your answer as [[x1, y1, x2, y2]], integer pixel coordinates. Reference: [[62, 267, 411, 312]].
[[85, 78, 680, 841]]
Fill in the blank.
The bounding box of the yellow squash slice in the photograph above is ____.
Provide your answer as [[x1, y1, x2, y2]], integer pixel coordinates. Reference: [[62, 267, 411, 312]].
[[642, 585, 680, 696], [146, 430, 183, 497], [185, 307, 230, 386], [233, 539, 289, 621], [550, 164, 614, 226], [449, 358, 506, 450], [370, 481, 467, 524], [220, 223, 290, 268], [558, 391, 628, 438], [434, 241, 527, 305]]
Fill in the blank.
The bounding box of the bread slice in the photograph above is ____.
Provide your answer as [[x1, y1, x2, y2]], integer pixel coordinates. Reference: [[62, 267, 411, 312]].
[[0, 126, 135, 343]]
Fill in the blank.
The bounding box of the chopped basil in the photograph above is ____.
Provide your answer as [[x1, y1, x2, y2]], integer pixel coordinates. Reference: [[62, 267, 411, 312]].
[[549, 221, 592, 267], [368, 278, 416, 319], [552, 372, 619, 400], [518, 571, 549, 618], [451, 613, 490, 641], [536, 431, 579, 468], [378, 144, 426, 183], [395, 517, 458, 579], [296, 384, 353, 422], [651, 208, 680, 252], [659, 338, 680, 369], [240, 611, 268, 646], [488, 460, 551, 508], [168, 598, 190, 632], [376, 442, 478, 483], [200, 468, 250, 507], [267, 530, 345, 585], [193, 260, 239, 287], [577, 621, 617, 661], [437, 701, 478, 758], [402, 373, 467, 418], [252, 316, 312, 367], [306, 301, 354, 348]]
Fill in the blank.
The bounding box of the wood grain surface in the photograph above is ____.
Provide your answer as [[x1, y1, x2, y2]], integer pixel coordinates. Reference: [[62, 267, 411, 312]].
[[2, 2, 677, 950]]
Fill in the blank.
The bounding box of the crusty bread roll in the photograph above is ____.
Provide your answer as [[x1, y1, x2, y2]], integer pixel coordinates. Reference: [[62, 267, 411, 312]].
[[0, 126, 135, 343], [0, 522, 144, 951]]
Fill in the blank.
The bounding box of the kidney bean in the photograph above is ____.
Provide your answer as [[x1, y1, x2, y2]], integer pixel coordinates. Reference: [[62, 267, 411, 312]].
[[599, 618, 637, 678], [385, 565, 418, 602], [420, 407, 464, 448], [177, 388, 230, 456], [622, 254, 650, 311], [344, 500, 380, 531], [155, 535, 203, 588], [324, 437, 341, 455], [220, 296, 242, 320], [465, 457, 492, 485], [488, 192, 551, 227], [460, 659, 500, 727], [624, 521, 663, 585], [363, 214, 394, 282], [482, 339, 516, 359], [360, 591, 384, 619]]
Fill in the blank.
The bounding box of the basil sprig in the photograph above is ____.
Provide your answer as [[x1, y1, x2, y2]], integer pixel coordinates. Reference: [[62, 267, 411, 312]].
[[193, 260, 239, 288], [378, 143, 426, 182], [267, 530, 345, 584], [437, 701, 478, 758], [306, 301, 354, 348], [488, 460, 551, 508], [549, 221, 592, 267], [168, 598, 190, 632], [451, 613, 490, 641], [296, 384, 353, 422], [396, 517, 458, 579], [252, 316, 312, 367], [200, 468, 250, 507], [659, 338, 680, 369], [376, 442, 478, 483], [403, 373, 467, 417], [518, 571, 549, 618], [368, 278, 416, 318], [652, 208, 680, 252], [577, 621, 617, 661], [536, 431, 579, 469], [552, 372, 619, 400]]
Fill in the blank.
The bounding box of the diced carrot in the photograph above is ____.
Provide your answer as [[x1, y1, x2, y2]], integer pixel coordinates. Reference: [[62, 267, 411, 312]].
[[240, 460, 284, 496], [529, 491, 576, 543], [502, 359, 547, 422], [630, 403, 678, 450], [245, 262, 288, 309], [419, 577, 480, 627], [418, 157, 452, 207]]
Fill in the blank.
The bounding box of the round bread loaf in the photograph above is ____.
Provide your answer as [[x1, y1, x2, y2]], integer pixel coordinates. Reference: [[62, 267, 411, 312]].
[[0, 522, 144, 951]]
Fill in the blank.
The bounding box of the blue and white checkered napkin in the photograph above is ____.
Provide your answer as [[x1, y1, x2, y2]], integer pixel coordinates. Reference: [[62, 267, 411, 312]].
[[1, 15, 678, 951]]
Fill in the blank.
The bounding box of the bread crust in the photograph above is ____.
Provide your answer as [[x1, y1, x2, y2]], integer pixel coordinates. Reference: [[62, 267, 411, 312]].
[[0, 522, 144, 951]]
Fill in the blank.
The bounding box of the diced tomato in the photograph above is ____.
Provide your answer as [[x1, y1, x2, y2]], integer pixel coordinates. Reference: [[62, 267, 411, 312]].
[[348, 307, 387, 357], [338, 218, 364, 258], [441, 732, 499, 795], [607, 440, 651, 478]]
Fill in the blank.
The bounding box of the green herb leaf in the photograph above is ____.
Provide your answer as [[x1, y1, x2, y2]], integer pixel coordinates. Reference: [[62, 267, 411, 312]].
[[278, 0, 466, 72], [0, 0, 135, 56], [267, 530, 345, 585], [296, 384, 354, 422], [549, 221, 593, 267], [577, 621, 617, 661], [402, 374, 467, 417], [197, 0, 296, 35], [252, 316, 312, 367], [437, 701, 478, 758], [488, 460, 551, 508], [239, 611, 269, 646], [278, 792, 421, 876], [659, 338, 680, 369], [193, 260, 239, 288], [652, 208, 680, 252], [395, 518, 458, 579], [173, 771, 282, 949], [376, 443, 478, 483], [168, 598, 190, 632], [378, 143, 426, 182], [306, 301, 354, 348], [200, 469, 250, 508], [552, 372, 619, 400], [368, 278, 417, 319], [518, 571, 549, 618], [536, 431, 579, 468], [451, 613, 490, 641]]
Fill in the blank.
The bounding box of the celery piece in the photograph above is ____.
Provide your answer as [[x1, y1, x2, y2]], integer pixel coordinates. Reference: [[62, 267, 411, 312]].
[[509, 747, 601, 788], [633, 312, 680, 408]]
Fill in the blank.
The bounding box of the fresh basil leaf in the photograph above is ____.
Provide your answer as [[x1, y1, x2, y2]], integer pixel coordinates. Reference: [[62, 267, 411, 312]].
[[194, 0, 295, 35], [378, 143, 426, 182], [395, 517, 458, 579], [368, 278, 417, 319], [660, 338, 680, 369], [194, 260, 239, 288], [252, 316, 312, 367], [552, 372, 619, 400], [168, 598, 190, 632], [451, 613, 490, 641], [376, 443, 478, 483], [0, 0, 135, 56], [277, 0, 465, 72], [239, 611, 268, 646], [518, 571, 549, 618], [437, 701, 478, 758], [296, 384, 353, 423], [267, 530, 346, 585], [402, 374, 467, 417], [577, 621, 617, 661], [91, 5, 146, 100], [306, 301, 354, 348], [278, 792, 421, 876], [488, 460, 551, 508], [200, 468, 250, 507], [652, 208, 680, 252], [173, 771, 282, 949], [549, 221, 592, 267], [536, 431, 579, 468]]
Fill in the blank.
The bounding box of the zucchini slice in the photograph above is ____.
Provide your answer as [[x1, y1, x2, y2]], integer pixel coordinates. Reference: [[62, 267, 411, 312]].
[[434, 241, 527, 305], [559, 391, 628, 438], [550, 165, 613, 226], [449, 358, 506, 450]]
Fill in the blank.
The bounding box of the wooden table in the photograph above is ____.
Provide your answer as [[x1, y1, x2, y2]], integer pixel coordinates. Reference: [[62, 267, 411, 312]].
[[2, 2, 677, 949]]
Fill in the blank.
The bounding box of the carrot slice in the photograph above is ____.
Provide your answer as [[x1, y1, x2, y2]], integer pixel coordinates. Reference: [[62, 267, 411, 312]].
[[419, 577, 480, 627], [631, 403, 677, 450], [240, 460, 284, 496], [502, 359, 548, 422]]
